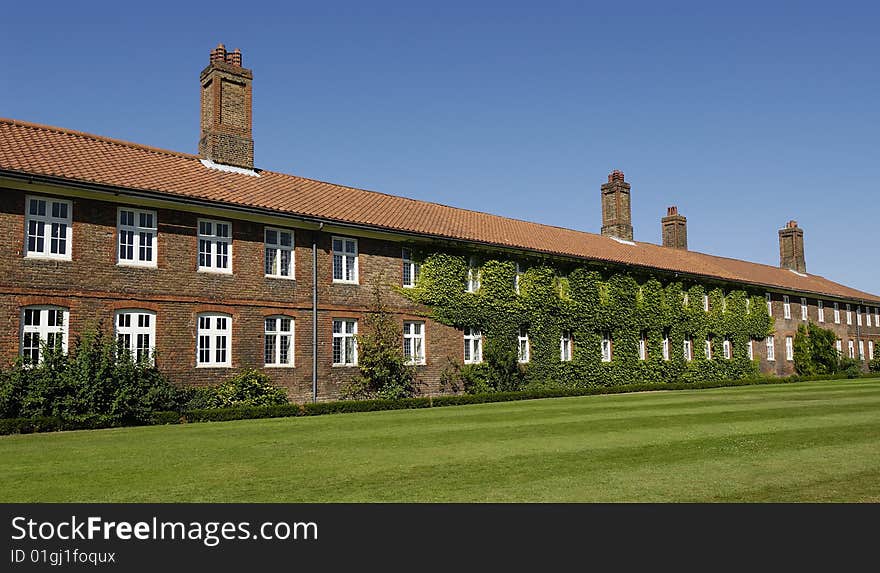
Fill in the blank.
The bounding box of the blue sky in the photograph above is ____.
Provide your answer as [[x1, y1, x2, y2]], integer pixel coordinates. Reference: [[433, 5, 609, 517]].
[[3, 0, 878, 294]]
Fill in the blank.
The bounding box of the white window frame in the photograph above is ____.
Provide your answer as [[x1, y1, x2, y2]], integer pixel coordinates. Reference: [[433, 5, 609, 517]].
[[403, 321, 426, 366], [601, 331, 612, 363], [834, 303, 840, 324], [876, 308, 880, 328], [197, 219, 232, 274], [767, 336, 775, 362], [20, 306, 69, 363], [117, 207, 157, 267], [858, 340, 865, 361], [748, 339, 754, 360], [517, 327, 530, 364], [801, 298, 808, 321], [846, 304, 852, 325], [869, 340, 874, 361], [766, 293, 772, 316], [703, 295, 710, 312], [264, 315, 295, 367], [683, 336, 693, 362], [332, 319, 358, 366], [639, 331, 647, 361], [818, 301, 825, 323], [514, 262, 523, 294], [836, 339, 842, 356], [25, 196, 72, 260], [332, 237, 358, 284], [848, 340, 855, 360], [560, 330, 572, 362], [264, 227, 295, 279], [662, 331, 670, 361], [857, 306, 863, 327], [785, 336, 794, 362], [867, 312, 872, 328], [746, 298, 751, 314], [402, 248, 420, 288], [723, 338, 732, 360], [196, 313, 231, 367], [464, 327, 483, 364], [115, 309, 156, 364], [705, 336, 713, 360], [466, 256, 481, 293], [783, 296, 791, 320]]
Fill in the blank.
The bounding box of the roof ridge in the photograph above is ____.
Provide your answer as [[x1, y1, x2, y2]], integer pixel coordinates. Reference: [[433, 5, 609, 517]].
[[0, 117, 200, 160]]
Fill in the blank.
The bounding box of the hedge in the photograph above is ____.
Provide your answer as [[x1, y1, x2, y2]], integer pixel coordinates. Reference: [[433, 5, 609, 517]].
[[1, 372, 875, 436]]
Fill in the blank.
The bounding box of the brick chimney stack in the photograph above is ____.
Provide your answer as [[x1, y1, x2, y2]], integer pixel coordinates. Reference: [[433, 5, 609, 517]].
[[601, 170, 633, 241], [661, 206, 688, 250], [199, 43, 254, 169], [779, 220, 806, 273]]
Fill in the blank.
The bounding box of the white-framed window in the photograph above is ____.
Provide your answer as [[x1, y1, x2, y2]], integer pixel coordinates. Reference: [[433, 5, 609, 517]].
[[703, 294, 710, 312], [783, 296, 791, 320], [683, 336, 693, 362], [464, 327, 483, 364], [117, 208, 157, 267], [514, 262, 523, 294], [265, 227, 295, 279], [876, 308, 880, 327], [723, 338, 732, 360], [857, 307, 862, 327], [403, 321, 425, 365], [746, 298, 751, 314], [466, 256, 481, 293], [766, 293, 772, 316], [197, 313, 231, 367], [20, 306, 69, 363], [869, 340, 874, 361], [115, 309, 155, 363], [834, 303, 840, 324], [402, 248, 420, 288], [848, 340, 855, 359], [25, 196, 72, 260], [639, 331, 647, 361], [836, 339, 842, 356], [818, 301, 825, 323], [662, 330, 670, 361], [846, 304, 852, 325], [517, 326, 530, 363], [767, 336, 775, 362], [705, 336, 713, 360], [867, 312, 872, 328], [748, 339, 754, 360], [264, 316, 294, 367], [601, 331, 612, 362], [801, 298, 808, 321], [785, 336, 794, 362], [197, 219, 232, 273], [332, 319, 358, 366], [858, 340, 865, 361], [332, 237, 358, 283], [560, 330, 572, 362]]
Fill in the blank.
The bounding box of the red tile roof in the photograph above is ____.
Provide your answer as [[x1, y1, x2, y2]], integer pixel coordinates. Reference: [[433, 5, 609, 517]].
[[1, 117, 877, 303]]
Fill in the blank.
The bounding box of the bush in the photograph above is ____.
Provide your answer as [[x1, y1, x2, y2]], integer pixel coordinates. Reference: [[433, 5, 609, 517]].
[[837, 358, 863, 379], [201, 369, 289, 408], [793, 322, 840, 376]]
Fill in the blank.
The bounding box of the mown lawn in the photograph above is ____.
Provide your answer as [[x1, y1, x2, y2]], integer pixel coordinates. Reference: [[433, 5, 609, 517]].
[[2, 378, 879, 502]]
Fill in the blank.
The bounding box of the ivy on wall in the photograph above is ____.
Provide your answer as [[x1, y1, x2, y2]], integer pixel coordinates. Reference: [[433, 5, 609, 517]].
[[401, 252, 773, 390]]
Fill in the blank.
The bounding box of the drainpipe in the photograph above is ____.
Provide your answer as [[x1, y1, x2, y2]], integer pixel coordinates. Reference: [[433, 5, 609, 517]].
[[312, 223, 323, 403]]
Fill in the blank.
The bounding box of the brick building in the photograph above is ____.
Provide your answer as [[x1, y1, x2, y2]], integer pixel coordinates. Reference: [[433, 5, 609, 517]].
[[0, 45, 877, 401]]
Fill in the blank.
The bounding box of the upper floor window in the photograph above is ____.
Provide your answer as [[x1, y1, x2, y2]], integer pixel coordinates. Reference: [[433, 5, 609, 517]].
[[115, 309, 155, 364], [703, 295, 710, 312], [332, 319, 358, 365], [21, 306, 68, 364], [514, 262, 523, 294], [856, 306, 862, 327], [834, 303, 840, 324], [876, 308, 880, 327], [560, 330, 572, 362], [466, 256, 481, 293], [402, 248, 420, 288], [118, 208, 157, 267], [198, 219, 232, 274], [783, 296, 791, 320], [464, 327, 483, 364], [785, 336, 794, 362], [601, 331, 613, 363], [265, 316, 294, 367], [197, 313, 231, 367], [818, 301, 825, 323], [403, 321, 426, 365], [265, 228, 294, 279], [766, 336, 775, 362], [766, 293, 772, 316], [517, 327, 530, 364], [332, 237, 358, 283], [846, 304, 852, 325], [25, 196, 72, 260], [801, 298, 808, 321], [867, 311, 872, 328]]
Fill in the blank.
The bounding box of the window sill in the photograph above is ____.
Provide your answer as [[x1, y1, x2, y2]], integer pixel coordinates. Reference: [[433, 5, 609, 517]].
[[24, 254, 71, 262], [331, 363, 358, 368], [118, 262, 158, 269], [197, 268, 233, 275], [265, 274, 296, 281], [332, 280, 359, 285], [196, 364, 232, 368], [265, 364, 296, 368]]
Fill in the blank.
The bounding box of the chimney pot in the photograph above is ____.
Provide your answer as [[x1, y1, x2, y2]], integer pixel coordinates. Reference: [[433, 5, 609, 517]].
[[787, 220, 798, 228], [667, 206, 678, 216]]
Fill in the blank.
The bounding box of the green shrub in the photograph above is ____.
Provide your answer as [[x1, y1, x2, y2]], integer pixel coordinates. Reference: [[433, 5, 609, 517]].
[[204, 369, 289, 408], [793, 322, 840, 376], [838, 358, 863, 379]]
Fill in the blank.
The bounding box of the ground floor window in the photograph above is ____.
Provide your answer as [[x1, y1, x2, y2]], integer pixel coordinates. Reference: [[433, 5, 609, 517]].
[[464, 327, 483, 364], [332, 319, 358, 366], [560, 330, 572, 362], [265, 316, 294, 366], [197, 313, 231, 367], [116, 309, 156, 364], [21, 306, 69, 364], [517, 327, 530, 363], [403, 321, 425, 365]]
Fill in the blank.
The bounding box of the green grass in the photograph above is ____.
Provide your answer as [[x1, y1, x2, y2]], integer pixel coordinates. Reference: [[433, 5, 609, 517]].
[[2, 377, 880, 502]]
